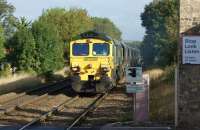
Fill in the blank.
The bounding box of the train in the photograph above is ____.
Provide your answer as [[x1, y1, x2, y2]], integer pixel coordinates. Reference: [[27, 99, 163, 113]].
[[69, 31, 139, 93]]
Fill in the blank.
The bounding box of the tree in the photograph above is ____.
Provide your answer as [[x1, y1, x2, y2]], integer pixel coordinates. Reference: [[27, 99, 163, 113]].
[[39, 8, 93, 42], [140, 35, 158, 67], [38, 8, 93, 59], [0, 0, 14, 20], [141, 0, 178, 67], [125, 41, 142, 66], [32, 20, 64, 74], [126, 41, 142, 49], [92, 17, 122, 40], [0, 0, 15, 39], [8, 18, 36, 72], [0, 25, 5, 61]]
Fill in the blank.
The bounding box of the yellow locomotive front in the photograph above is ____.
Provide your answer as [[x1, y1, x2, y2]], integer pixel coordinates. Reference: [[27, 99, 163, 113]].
[[69, 33, 114, 93]]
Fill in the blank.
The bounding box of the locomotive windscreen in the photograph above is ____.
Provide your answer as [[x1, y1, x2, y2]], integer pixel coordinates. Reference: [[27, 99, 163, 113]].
[[93, 43, 109, 56], [73, 43, 89, 56]]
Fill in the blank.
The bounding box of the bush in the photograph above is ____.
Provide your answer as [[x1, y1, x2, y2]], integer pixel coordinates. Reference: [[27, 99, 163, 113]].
[[146, 66, 175, 122], [8, 18, 36, 72], [161, 65, 175, 84], [148, 66, 175, 89], [0, 63, 12, 77], [32, 20, 64, 75], [0, 25, 5, 62]]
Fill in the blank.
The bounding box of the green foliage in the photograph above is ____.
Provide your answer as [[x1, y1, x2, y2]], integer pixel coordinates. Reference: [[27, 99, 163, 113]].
[[148, 66, 175, 121], [161, 65, 175, 84], [38, 8, 93, 59], [125, 41, 142, 49], [38, 8, 121, 59], [7, 17, 64, 75], [92, 17, 122, 40], [0, 0, 14, 20], [8, 18, 36, 72], [140, 35, 157, 67], [0, 63, 11, 77], [0, 25, 5, 61], [0, 5, 122, 76], [141, 0, 178, 67], [0, 0, 15, 39], [32, 19, 64, 74], [125, 41, 142, 66], [39, 8, 93, 42]]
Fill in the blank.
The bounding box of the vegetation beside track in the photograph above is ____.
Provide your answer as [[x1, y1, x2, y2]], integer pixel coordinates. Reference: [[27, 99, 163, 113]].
[[145, 66, 175, 122], [0, 69, 68, 95], [140, 0, 178, 124], [0, 0, 122, 79]]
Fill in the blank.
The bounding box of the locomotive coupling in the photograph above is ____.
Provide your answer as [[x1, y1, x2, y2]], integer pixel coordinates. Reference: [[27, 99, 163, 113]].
[[87, 64, 93, 69]]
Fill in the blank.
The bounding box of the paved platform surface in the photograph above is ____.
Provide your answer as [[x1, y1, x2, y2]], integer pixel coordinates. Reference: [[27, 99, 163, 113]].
[[135, 83, 149, 122], [0, 126, 173, 130]]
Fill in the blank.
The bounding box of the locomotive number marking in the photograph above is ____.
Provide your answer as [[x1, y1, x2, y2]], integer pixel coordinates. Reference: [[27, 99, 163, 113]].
[[84, 57, 98, 61]]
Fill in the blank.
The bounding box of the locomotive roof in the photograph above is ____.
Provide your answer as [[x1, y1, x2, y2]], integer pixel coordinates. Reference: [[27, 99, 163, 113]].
[[72, 31, 112, 42]]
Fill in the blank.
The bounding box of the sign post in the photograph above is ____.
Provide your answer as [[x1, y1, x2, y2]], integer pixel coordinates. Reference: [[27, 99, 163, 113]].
[[125, 67, 144, 121], [133, 92, 136, 120], [182, 36, 200, 64]]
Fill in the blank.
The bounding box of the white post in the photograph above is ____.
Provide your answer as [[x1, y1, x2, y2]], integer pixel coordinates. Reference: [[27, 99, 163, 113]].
[[175, 67, 178, 127]]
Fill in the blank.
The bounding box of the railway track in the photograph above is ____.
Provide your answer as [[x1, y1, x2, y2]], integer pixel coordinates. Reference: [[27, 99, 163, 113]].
[[17, 89, 112, 130], [18, 96, 79, 130], [66, 93, 108, 130], [0, 80, 69, 117], [0, 81, 63, 104]]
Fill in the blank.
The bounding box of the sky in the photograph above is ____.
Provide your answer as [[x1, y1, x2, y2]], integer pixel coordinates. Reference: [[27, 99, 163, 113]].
[[7, 0, 152, 41]]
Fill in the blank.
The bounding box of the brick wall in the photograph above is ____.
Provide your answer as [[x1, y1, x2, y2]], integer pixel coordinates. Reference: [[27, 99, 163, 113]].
[[179, 0, 200, 128]]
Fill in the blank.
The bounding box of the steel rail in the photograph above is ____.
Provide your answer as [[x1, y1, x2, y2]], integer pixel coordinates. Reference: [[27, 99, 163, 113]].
[[18, 96, 79, 130], [66, 86, 114, 130], [0, 79, 66, 104], [66, 93, 107, 130], [18, 84, 114, 130], [0, 80, 68, 116], [16, 85, 66, 108]]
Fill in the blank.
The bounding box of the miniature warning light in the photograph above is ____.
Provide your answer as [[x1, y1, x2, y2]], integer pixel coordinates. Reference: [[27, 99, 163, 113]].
[[86, 39, 92, 43], [129, 68, 136, 77]]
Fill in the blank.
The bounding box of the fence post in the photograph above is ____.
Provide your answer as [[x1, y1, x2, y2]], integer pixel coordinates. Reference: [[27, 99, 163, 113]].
[[175, 67, 178, 127]]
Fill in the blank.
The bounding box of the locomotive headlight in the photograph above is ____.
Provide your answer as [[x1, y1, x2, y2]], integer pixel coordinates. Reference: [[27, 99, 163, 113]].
[[101, 67, 109, 72], [71, 64, 80, 72], [101, 64, 110, 72], [72, 67, 78, 71]]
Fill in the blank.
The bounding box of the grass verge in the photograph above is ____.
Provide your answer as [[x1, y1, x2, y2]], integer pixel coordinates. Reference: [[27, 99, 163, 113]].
[[0, 69, 68, 95], [145, 66, 175, 122]]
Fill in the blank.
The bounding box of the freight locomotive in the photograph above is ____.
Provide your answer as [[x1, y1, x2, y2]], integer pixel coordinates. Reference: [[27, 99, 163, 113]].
[[69, 31, 139, 93]]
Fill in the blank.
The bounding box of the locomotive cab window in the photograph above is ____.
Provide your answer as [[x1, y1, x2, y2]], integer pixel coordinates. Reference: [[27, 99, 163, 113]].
[[93, 43, 109, 56], [73, 43, 89, 56]]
